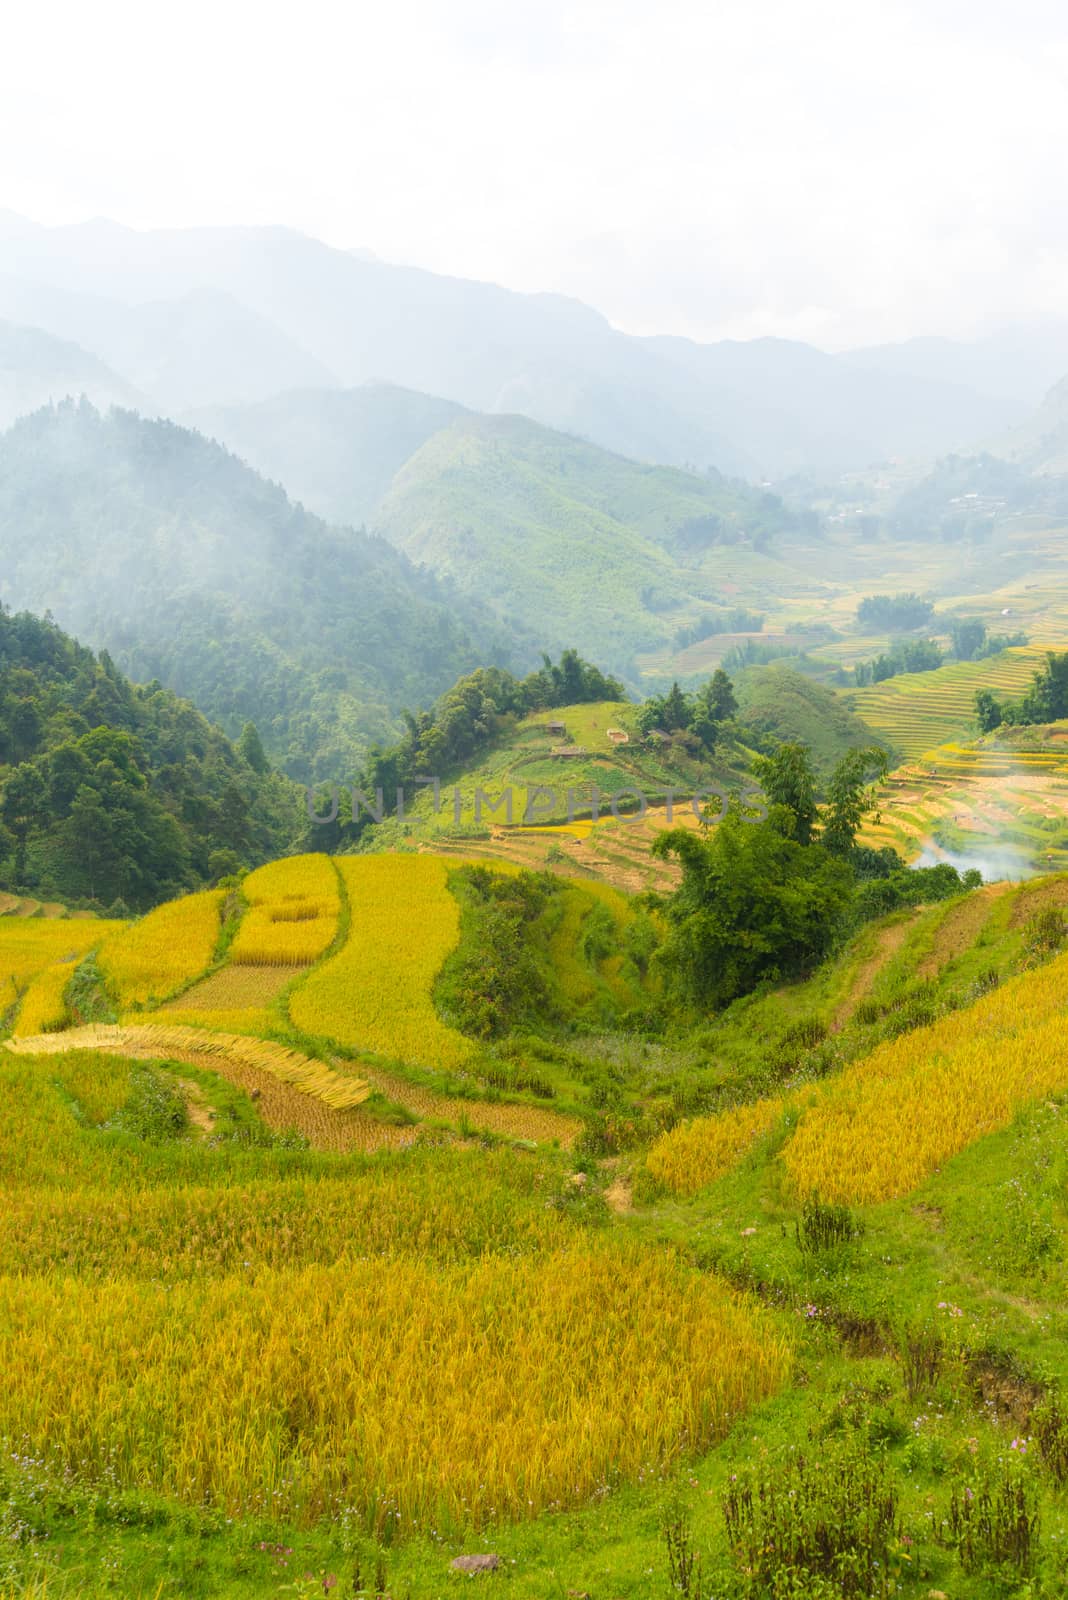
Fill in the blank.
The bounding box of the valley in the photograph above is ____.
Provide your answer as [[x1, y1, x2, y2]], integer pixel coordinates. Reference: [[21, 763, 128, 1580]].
[[7, 168, 1068, 1599]]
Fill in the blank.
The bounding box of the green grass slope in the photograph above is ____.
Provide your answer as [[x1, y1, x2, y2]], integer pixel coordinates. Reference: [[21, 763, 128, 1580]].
[[372, 412, 807, 673], [734, 664, 887, 773]]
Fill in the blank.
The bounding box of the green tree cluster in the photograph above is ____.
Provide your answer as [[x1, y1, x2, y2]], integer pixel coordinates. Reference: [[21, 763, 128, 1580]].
[[652, 740, 976, 1009], [636, 670, 738, 748], [856, 593, 934, 631], [0, 607, 298, 909], [975, 650, 1068, 732]]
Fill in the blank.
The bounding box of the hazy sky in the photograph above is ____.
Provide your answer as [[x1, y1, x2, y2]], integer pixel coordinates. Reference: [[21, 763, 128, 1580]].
[[3, 0, 1067, 348]]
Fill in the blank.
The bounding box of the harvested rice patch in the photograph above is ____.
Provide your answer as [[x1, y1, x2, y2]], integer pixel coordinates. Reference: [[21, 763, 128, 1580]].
[[165, 964, 306, 1012]]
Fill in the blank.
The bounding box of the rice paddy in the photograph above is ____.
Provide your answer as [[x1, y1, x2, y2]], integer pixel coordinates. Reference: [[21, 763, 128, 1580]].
[[289, 855, 476, 1070], [850, 646, 1047, 759]]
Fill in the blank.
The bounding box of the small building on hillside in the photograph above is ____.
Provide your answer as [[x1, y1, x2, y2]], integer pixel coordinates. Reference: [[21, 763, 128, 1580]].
[[606, 727, 629, 745], [544, 720, 567, 736], [644, 728, 670, 743], [550, 745, 587, 759]]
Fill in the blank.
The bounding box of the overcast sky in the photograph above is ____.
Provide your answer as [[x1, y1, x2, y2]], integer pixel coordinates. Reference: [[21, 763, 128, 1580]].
[[3, 0, 1067, 349]]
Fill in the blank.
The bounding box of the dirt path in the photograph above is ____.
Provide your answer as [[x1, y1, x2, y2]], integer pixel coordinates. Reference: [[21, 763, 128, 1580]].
[[918, 884, 1006, 978], [176, 1076, 217, 1135], [832, 918, 916, 1032]]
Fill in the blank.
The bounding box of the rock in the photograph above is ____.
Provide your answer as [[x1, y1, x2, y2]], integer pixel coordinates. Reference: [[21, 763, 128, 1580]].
[[450, 1554, 500, 1574], [740, 1226, 757, 1236]]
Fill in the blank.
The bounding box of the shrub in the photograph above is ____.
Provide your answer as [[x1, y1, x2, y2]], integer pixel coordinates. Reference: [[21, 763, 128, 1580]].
[[723, 1438, 899, 1598], [796, 1193, 864, 1254], [947, 1464, 1039, 1576]]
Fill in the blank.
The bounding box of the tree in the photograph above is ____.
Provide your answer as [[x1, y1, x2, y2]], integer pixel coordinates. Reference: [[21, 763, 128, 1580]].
[[637, 682, 692, 737], [237, 721, 269, 774], [661, 682, 691, 732], [692, 668, 738, 748], [750, 743, 819, 845], [952, 619, 986, 661], [1, 764, 46, 882], [652, 809, 853, 1008], [975, 689, 1003, 733], [820, 746, 888, 857], [857, 593, 934, 631]]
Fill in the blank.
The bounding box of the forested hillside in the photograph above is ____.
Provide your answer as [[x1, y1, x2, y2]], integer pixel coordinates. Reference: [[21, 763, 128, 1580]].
[[0, 606, 300, 909], [0, 401, 520, 777]]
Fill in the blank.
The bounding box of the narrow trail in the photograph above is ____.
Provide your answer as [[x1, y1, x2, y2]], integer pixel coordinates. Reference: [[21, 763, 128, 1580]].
[[831, 918, 916, 1032], [918, 884, 1007, 978]]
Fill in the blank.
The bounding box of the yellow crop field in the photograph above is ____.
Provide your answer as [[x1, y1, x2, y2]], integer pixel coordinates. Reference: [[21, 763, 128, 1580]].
[[230, 854, 340, 966], [647, 1098, 784, 1195], [0, 919, 123, 1015], [0, 1246, 789, 1529], [230, 906, 338, 965], [97, 891, 223, 1007], [290, 855, 475, 1070], [781, 946, 1068, 1204], [0, 1048, 789, 1534], [242, 853, 340, 909], [13, 960, 76, 1036]]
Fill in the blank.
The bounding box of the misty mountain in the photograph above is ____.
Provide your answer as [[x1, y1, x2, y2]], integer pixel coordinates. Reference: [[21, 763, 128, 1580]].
[[0, 212, 1048, 477], [189, 383, 467, 527], [0, 401, 519, 780], [841, 323, 1068, 415], [988, 375, 1068, 477], [0, 272, 338, 411], [0, 319, 140, 431], [186, 384, 818, 672]]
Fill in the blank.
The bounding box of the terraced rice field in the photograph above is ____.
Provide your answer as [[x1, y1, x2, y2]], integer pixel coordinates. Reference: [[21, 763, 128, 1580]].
[[13, 958, 80, 1036], [850, 646, 1047, 759], [650, 932, 1068, 1204], [290, 855, 476, 1070], [230, 854, 340, 966], [860, 734, 1068, 872], [98, 891, 223, 1007], [6, 1023, 371, 1108], [428, 801, 698, 894], [162, 962, 306, 1033], [366, 1063, 581, 1147], [0, 919, 126, 1018]]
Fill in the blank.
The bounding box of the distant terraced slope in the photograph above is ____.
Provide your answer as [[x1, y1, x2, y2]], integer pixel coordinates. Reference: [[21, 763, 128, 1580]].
[[849, 646, 1048, 759]]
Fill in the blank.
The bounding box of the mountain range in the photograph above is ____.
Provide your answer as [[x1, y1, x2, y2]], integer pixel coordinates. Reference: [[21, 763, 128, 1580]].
[[2, 210, 1064, 476]]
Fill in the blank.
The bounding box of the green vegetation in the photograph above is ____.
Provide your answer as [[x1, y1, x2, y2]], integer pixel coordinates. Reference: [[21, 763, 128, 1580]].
[[373, 411, 808, 674], [0, 607, 299, 909], [734, 665, 887, 774], [653, 742, 976, 1010], [976, 648, 1068, 730], [856, 592, 934, 631]]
